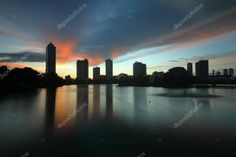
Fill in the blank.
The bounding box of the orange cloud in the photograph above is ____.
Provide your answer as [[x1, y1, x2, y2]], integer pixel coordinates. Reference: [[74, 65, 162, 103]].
[[49, 38, 105, 66], [0, 62, 27, 69], [80, 53, 104, 66], [111, 48, 126, 58], [52, 39, 78, 64]]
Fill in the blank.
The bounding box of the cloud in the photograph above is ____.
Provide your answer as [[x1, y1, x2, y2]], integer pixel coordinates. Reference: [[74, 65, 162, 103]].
[[0, 52, 45, 62], [0, 0, 236, 67], [111, 8, 236, 63], [0, 31, 7, 36], [0, 62, 28, 69], [49, 38, 105, 66]]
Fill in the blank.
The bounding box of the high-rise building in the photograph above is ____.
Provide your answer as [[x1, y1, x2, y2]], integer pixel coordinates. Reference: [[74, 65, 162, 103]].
[[187, 63, 193, 76], [77, 59, 88, 81], [46, 42, 56, 73], [105, 59, 113, 80], [229, 68, 234, 76], [133, 61, 146, 77], [93, 67, 100, 80], [195, 60, 208, 79], [223, 69, 228, 76]]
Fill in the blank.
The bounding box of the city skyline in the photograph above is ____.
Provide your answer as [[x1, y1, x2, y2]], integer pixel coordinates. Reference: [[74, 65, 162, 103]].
[[44, 42, 234, 79], [1, 1, 236, 156], [0, 0, 236, 78]]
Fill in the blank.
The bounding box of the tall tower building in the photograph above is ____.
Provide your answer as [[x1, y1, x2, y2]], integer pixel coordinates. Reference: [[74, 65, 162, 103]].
[[133, 61, 146, 77], [77, 59, 88, 81], [187, 63, 193, 76], [46, 42, 56, 73], [93, 67, 100, 80], [106, 59, 113, 80], [195, 60, 209, 79]]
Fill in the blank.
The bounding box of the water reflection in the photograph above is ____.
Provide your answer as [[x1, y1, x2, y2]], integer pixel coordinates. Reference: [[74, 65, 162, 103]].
[[44, 88, 56, 138], [106, 84, 113, 119], [1, 85, 236, 156], [76, 85, 89, 123], [92, 85, 100, 119], [133, 87, 147, 121]]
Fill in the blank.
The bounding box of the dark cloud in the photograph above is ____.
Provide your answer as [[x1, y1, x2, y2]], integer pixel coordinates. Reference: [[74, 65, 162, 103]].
[[0, 31, 7, 36], [0, 52, 45, 62]]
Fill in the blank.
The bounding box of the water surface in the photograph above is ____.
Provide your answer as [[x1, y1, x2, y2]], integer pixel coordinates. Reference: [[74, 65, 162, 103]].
[[0, 85, 236, 156]]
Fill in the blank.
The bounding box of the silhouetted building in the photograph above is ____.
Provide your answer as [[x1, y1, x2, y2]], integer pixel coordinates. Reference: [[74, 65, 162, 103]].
[[216, 71, 221, 76], [133, 61, 146, 77], [195, 60, 208, 79], [77, 59, 88, 81], [106, 59, 113, 80], [46, 42, 56, 73], [229, 68, 234, 76], [187, 63, 193, 76], [223, 69, 228, 76], [93, 67, 100, 80]]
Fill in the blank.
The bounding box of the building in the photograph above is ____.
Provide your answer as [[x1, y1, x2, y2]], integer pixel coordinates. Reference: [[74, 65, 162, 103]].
[[229, 68, 234, 76], [216, 71, 221, 76], [77, 59, 88, 81], [223, 69, 228, 76], [46, 42, 56, 73], [195, 60, 209, 79], [187, 63, 193, 76], [105, 59, 113, 80], [93, 67, 100, 80], [133, 61, 146, 77]]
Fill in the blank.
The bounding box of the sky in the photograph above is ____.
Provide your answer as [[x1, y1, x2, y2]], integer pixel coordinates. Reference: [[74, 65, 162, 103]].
[[0, 0, 236, 78]]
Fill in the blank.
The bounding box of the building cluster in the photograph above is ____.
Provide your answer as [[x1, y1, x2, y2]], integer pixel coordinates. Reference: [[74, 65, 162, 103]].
[[187, 60, 209, 79], [45, 42, 234, 82], [211, 68, 234, 76], [92, 59, 113, 80], [45, 42, 113, 81], [187, 60, 234, 78]]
